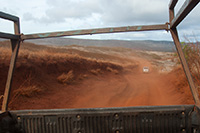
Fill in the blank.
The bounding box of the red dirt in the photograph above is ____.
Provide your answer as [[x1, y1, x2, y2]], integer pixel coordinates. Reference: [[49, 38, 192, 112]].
[[0, 41, 194, 110], [9, 57, 191, 110], [65, 58, 189, 108]]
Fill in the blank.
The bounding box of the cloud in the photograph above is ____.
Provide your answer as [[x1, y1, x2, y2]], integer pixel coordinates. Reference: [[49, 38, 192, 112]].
[[100, 0, 168, 25], [23, 13, 35, 21], [21, 0, 200, 28], [27, 0, 169, 25], [47, 0, 101, 18], [24, 0, 102, 24], [2, 0, 200, 41]]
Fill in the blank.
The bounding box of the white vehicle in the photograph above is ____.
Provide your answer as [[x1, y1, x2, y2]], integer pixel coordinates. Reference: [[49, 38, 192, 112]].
[[143, 67, 149, 73]]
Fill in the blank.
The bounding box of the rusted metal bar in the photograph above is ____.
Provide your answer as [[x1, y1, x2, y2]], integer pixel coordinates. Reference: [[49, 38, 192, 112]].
[[0, 11, 19, 22], [169, 9, 175, 24], [14, 21, 20, 35], [1, 13, 21, 112], [0, 32, 20, 40], [0, 11, 20, 39], [170, 29, 200, 106], [169, 1, 175, 29], [169, 0, 178, 9], [1, 40, 21, 112], [169, 0, 176, 23], [21, 24, 168, 40], [170, 0, 200, 29]]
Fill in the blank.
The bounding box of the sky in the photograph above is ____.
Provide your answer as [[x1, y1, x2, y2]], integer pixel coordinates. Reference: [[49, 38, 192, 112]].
[[1, 0, 200, 41]]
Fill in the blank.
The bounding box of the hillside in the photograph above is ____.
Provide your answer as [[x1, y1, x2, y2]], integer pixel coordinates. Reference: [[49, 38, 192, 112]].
[[26, 38, 175, 52], [0, 40, 194, 110]]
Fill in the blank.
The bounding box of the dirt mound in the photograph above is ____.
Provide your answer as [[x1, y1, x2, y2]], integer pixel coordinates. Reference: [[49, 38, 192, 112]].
[[0, 41, 125, 109]]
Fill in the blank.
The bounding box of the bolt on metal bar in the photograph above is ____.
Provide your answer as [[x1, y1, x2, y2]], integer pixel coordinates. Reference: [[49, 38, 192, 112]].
[[21, 24, 169, 40], [171, 0, 200, 29], [170, 29, 200, 105], [0, 11, 19, 22]]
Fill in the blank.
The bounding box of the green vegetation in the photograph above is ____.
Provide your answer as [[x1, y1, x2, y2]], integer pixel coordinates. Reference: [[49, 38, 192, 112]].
[[178, 41, 200, 89]]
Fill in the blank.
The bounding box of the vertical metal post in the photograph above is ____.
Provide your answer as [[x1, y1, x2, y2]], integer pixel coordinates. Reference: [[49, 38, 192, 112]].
[[1, 19, 21, 112], [170, 29, 200, 105], [14, 21, 20, 34], [169, 8, 174, 23], [169, 1, 200, 106]]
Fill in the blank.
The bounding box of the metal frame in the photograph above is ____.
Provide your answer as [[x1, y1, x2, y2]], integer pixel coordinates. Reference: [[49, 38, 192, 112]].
[[10, 105, 195, 132], [21, 24, 169, 40], [0, 0, 200, 112], [169, 0, 200, 106], [0, 11, 21, 112]]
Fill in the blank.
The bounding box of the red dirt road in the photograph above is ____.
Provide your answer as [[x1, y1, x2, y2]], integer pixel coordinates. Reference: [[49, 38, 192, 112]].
[[11, 57, 188, 110], [71, 58, 185, 108]]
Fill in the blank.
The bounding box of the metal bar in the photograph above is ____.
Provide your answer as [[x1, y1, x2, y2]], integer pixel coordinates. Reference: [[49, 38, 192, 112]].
[[169, 9, 175, 24], [21, 24, 168, 40], [14, 21, 20, 35], [170, 0, 200, 29], [0, 32, 20, 40], [1, 12, 21, 112], [169, 0, 178, 9], [170, 29, 200, 106], [10, 105, 194, 133], [1, 40, 21, 112], [169, 1, 175, 29], [0, 11, 19, 22]]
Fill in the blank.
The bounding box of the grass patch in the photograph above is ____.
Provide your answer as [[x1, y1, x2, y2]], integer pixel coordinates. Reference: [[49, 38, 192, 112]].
[[8, 73, 44, 106], [13, 85, 42, 97], [90, 69, 102, 75], [78, 74, 88, 80], [57, 70, 75, 84], [106, 67, 119, 74]]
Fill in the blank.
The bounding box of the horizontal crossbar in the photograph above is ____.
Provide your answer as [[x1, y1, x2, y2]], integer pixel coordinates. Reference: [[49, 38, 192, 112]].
[[0, 32, 20, 40], [22, 24, 169, 40], [0, 11, 19, 22]]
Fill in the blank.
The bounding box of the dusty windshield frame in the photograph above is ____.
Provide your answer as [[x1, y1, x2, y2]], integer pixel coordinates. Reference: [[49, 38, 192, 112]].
[[0, 0, 200, 112]]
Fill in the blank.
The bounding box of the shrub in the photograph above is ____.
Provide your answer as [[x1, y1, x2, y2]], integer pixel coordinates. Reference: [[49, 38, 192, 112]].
[[106, 67, 119, 74], [9, 74, 44, 106], [178, 41, 200, 88], [13, 85, 42, 97], [90, 69, 102, 75], [57, 70, 74, 84]]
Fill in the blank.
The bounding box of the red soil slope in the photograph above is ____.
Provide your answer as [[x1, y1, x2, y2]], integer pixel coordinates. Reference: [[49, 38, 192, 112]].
[[0, 41, 194, 110]]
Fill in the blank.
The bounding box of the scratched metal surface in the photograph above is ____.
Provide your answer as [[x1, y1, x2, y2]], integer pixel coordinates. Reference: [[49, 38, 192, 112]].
[[21, 24, 168, 40], [11, 105, 194, 133]]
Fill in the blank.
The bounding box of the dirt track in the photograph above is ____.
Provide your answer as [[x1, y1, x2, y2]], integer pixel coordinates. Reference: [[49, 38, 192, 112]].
[[11, 57, 187, 110], [0, 42, 192, 110], [70, 58, 185, 108]]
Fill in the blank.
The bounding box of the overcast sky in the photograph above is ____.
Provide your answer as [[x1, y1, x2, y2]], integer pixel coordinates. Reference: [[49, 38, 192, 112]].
[[1, 0, 200, 41]]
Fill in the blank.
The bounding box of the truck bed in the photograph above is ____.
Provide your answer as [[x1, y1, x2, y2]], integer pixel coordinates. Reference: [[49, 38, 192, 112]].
[[10, 105, 197, 133]]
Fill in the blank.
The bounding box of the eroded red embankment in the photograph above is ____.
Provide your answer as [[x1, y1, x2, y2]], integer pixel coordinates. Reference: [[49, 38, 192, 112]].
[[7, 58, 193, 110]]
